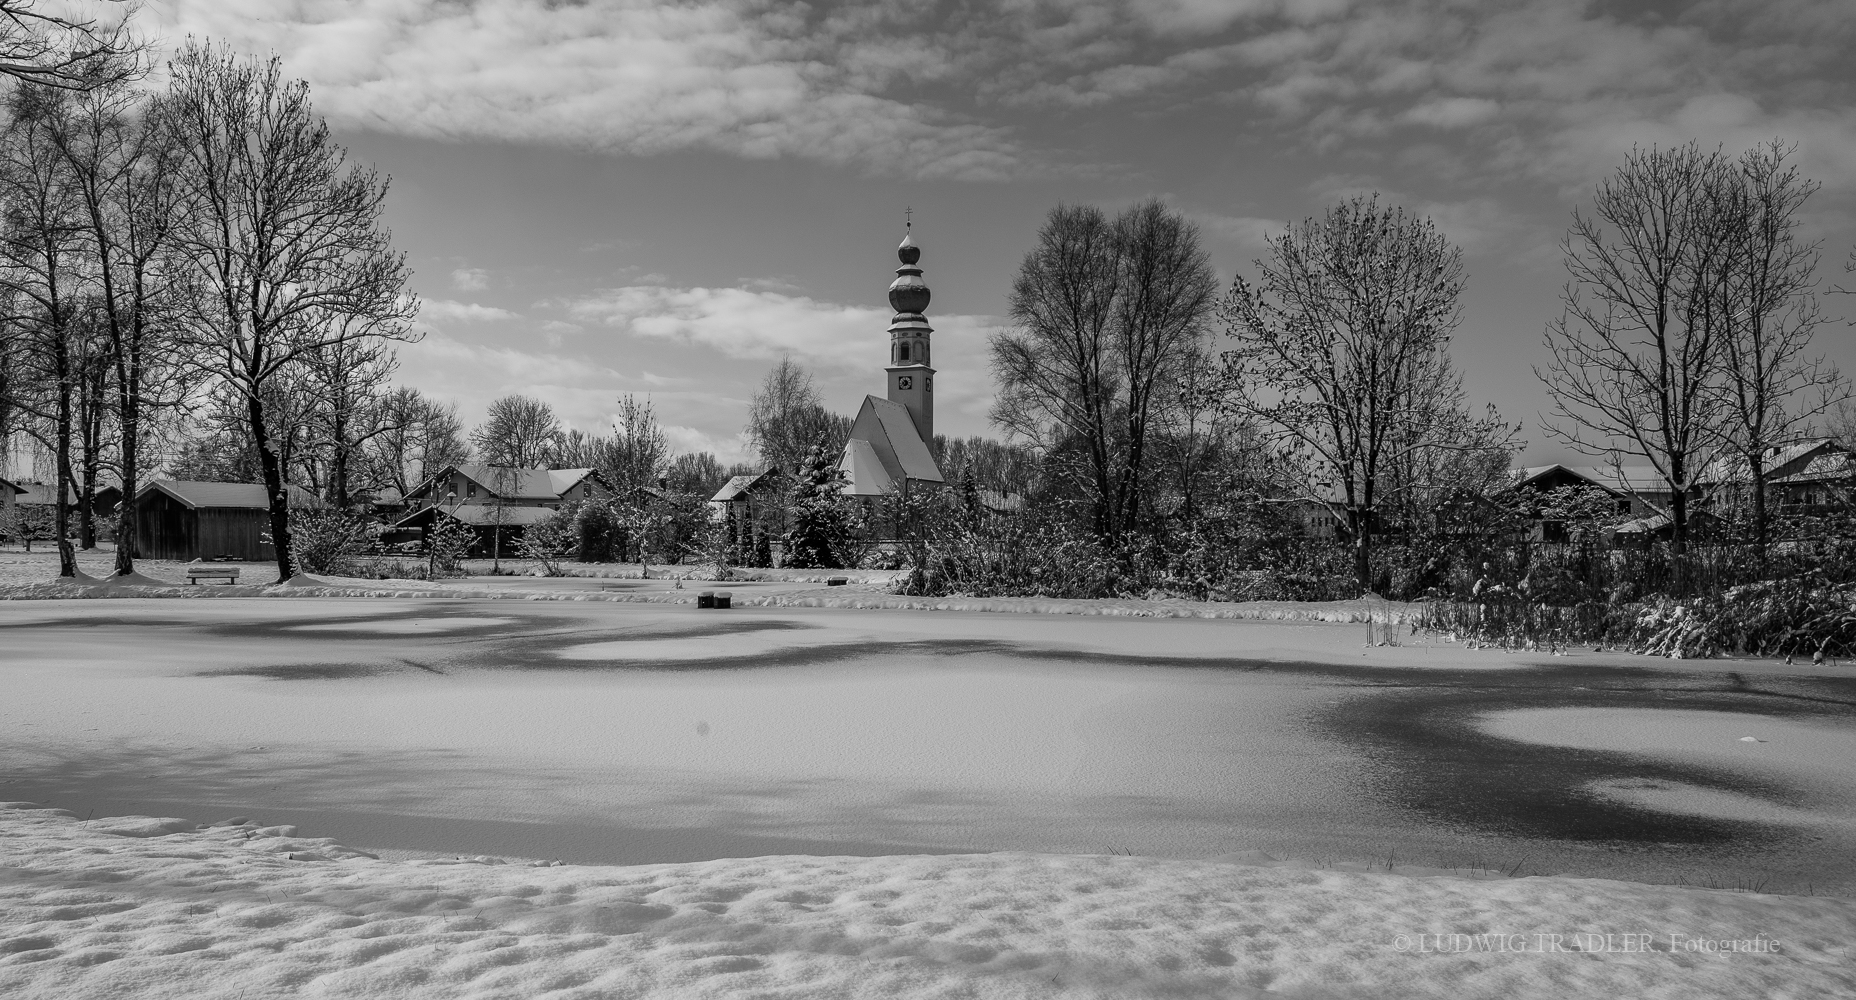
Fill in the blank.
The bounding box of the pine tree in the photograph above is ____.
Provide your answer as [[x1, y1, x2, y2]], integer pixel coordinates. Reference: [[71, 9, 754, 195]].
[[783, 443, 856, 569]]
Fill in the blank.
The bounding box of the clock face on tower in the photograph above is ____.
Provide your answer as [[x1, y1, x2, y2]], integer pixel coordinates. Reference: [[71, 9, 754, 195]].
[[926, 378, 932, 391], [897, 376, 912, 390]]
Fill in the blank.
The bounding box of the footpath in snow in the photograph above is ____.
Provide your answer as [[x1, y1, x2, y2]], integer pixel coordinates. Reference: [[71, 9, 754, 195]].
[[2, 802, 1850, 1000]]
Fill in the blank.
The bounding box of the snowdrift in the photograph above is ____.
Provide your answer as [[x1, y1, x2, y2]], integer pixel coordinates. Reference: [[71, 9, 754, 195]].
[[2, 802, 1848, 1000]]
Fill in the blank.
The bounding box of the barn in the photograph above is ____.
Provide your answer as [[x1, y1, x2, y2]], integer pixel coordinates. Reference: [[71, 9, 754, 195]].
[[134, 481, 324, 562]]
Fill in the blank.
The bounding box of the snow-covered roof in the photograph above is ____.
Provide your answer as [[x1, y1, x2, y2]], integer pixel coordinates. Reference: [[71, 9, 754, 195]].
[[1515, 464, 1665, 494], [1696, 440, 1839, 485], [547, 468, 596, 495], [1772, 451, 1854, 485], [137, 481, 324, 510], [0, 476, 22, 497], [842, 396, 944, 489], [12, 482, 79, 506], [710, 472, 779, 503]]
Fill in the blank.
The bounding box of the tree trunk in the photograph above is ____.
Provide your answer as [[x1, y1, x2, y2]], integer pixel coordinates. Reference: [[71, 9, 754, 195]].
[[1351, 509, 1371, 598], [248, 389, 295, 579], [54, 366, 75, 578], [1749, 456, 1770, 563], [114, 393, 139, 574]]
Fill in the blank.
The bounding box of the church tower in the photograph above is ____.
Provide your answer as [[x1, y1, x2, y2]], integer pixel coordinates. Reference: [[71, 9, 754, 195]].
[[885, 222, 933, 445], [835, 215, 946, 496]]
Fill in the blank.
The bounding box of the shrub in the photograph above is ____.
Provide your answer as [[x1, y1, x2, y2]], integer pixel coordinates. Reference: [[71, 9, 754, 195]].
[[288, 509, 375, 575]]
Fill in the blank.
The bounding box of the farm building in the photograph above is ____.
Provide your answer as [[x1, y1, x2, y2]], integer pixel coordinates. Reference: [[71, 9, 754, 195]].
[[134, 481, 325, 562]]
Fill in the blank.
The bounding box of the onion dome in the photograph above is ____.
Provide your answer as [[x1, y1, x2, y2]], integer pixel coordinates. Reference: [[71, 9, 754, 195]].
[[887, 231, 930, 315]]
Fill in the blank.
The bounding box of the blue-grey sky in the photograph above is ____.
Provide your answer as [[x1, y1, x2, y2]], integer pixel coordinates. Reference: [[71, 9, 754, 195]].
[[147, 0, 1856, 465]]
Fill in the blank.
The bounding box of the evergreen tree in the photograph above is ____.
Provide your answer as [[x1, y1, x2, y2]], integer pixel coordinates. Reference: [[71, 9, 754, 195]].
[[783, 443, 857, 568]]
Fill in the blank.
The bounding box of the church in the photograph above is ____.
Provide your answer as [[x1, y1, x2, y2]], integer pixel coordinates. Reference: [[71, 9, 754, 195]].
[[835, 223, 947, 496]]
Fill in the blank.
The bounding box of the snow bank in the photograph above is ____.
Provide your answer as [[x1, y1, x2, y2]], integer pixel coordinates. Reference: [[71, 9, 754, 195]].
[[2, 803, 1849, 1000], [0, 572, 1419, 623]]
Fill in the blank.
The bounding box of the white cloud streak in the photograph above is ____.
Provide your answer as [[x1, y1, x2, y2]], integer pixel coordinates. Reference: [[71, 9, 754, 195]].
[[153, 0, 1027, 180]]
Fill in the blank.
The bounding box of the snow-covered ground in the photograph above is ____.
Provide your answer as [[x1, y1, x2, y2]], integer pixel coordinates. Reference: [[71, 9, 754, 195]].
[[5, 801, 1850, 1000], [4, 587, 1854, 997]]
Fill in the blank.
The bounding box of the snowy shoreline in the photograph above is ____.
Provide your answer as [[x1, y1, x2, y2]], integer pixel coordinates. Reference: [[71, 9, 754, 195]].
[[0, 571, 1421, 624], [4, 801, 1850, 999]]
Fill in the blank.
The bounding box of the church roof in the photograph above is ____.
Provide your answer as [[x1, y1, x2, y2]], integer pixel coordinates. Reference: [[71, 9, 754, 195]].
[[838, 396, 943, 495], [838, 438, 896, 496]]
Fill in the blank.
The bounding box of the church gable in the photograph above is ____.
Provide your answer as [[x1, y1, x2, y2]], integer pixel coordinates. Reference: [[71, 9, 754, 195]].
[[840, 396, 944, 495]]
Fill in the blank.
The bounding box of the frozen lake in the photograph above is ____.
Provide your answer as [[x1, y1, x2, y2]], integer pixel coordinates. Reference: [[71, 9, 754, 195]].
[[3, 598, 1853, 893]]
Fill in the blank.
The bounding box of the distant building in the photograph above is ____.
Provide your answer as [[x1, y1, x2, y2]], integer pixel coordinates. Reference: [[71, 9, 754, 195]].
[[134, 481, 325, 562], [400, 464, 612, 511], [393, 464, 615, 554]]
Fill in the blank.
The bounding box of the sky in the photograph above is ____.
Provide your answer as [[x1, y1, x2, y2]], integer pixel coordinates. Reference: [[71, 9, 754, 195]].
[[131, 0, 1856, 466]]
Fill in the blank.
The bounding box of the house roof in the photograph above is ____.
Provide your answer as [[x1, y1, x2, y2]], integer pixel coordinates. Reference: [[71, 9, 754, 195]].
[[1696, 440, 1839, 485], [12, 482, 79, 506], [0, 477, 22, 497], [1772, 451, 1854, 485], [710, 472, 780, 503], [406, 465, 608, 504], [1516, 464, 1666, 494], [548, 468, 597, 495], [138, 480, 325, 510]]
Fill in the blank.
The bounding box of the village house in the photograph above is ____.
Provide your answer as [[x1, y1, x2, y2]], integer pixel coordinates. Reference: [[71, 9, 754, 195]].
[[393, 464, 614, 554], [133, 481, 326, 562]]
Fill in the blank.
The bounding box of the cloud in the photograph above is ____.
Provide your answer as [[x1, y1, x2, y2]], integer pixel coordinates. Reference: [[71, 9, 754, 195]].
[[558, 281, 1007, 432], [1197, 213, 1287, 251], [153, 0, 1029, 180], [450, 267, 489, 292], [419, 299, 519, 325]]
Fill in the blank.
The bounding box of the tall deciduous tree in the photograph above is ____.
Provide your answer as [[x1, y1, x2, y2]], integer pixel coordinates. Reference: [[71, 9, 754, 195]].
[[1708, 141, 1847, 551], [162, 42, 417, 579], [42, 69, 191, 572], [0, 82, 86, 576], [992, 199, 1216, 540], [609, 392, 668, 489], [367, 386, 465, 495], [1538, 143, 1740, 562], [1220, 194, 1512, 596], [470, 393, 559, 468], [746, 356, 847, 474]]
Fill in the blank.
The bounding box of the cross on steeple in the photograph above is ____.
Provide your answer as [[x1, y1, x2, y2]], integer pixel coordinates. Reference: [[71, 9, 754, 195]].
[[904, 206, 912, 229]]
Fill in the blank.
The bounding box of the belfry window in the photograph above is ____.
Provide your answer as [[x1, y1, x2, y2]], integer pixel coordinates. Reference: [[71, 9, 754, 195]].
[[899, 342, 911, 362]]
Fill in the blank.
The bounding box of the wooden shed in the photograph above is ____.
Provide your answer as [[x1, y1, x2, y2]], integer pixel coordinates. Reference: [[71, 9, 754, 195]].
[[134, 481, 323, 562]]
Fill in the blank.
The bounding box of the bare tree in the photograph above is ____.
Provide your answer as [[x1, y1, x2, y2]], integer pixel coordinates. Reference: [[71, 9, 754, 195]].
[[0, 1, 138, 91], [368, 386, 466, 494], [41, 69, 190, 572], [470, 393, 559, 468], [746, 356, 847, 474], [1538, 143, 1741, 562], [994, 199, 1214, 539], [1707, 141, 1848, 550], [0, 82, 87, 576], [664, 450, 725, 496], [992, 204, 1119, 534], [161, 42, 417, 579], [299, 312, 398, 506], [1220, 194, 1513, 595], [608, 392, 668, 488]]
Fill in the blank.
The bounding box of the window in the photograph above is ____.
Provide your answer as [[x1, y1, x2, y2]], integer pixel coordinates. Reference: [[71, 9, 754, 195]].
[[899, 343, 910, 362]]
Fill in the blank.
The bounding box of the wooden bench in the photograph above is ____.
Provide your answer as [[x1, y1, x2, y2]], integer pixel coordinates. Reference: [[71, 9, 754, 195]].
[[186, 565, 241, 585]]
